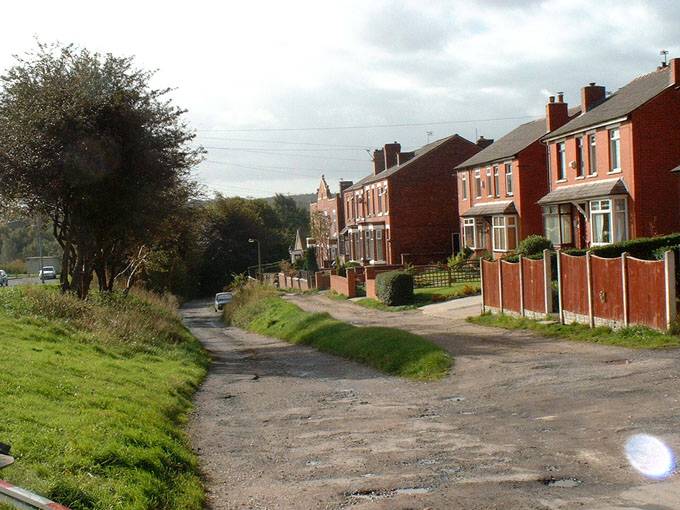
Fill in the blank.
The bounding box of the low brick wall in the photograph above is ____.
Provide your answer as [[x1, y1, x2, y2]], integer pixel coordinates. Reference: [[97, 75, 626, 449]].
[[315, 271, 330, 290], [330, 270, 357, 298], [364, 265, 404, 301]]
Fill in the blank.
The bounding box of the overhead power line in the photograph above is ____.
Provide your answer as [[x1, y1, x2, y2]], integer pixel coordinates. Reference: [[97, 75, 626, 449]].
[[195, 115, 538, 133], [196, 135, 372, 149], [202, 146, 369, 162], [204, 159, 322, 177]]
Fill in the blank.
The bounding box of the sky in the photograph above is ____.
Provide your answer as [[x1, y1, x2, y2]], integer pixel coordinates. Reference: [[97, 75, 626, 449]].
[[0, 0, 678, 199]]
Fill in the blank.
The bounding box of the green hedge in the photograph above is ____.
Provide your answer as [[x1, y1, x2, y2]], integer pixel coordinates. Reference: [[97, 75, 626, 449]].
[[565, 232, 680, 259], [376, 271, 414, 306]]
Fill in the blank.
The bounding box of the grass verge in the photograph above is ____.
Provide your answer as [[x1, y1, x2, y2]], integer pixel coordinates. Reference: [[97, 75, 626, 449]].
[[224, 285, 451, 380], [469, 312, 680, 349], [0, 285, 208, 510], [354, 283, 481, 311]]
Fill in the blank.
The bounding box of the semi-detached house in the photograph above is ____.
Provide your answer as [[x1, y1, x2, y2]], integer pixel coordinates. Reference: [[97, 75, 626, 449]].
[[341, 135, 482, 265], [455, 96, 578, 257], [539, 58, 680, 248]]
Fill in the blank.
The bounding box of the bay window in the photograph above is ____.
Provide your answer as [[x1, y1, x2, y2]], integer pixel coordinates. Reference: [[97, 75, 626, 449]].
[[609, 128, 621, 172], [543, 205, 572, 245], [492, 215, 518, 252], [463, 217, 488, 250], [590, 197, 627, 245], [505, 163, 513, 196]]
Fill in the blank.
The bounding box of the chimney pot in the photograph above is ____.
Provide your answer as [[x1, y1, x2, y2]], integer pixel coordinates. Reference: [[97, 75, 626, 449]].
[[549, 96, 555, 103], [476, 136, 494, 149], [557, 92, 564, 103], [589, 82, 596, 87], [546, 94, 570, 132]]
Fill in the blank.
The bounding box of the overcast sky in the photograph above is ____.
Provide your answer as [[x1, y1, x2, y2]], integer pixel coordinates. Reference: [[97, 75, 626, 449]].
[[1, 1, 678, 198]]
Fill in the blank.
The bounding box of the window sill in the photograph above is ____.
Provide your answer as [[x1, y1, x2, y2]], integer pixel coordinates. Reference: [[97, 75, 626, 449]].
[[506, 193, 514, 197], [607, 169, 622, 174], [586, 174, 598, 178], [575, 176, 585, 180], [555, 179, 568, 183]]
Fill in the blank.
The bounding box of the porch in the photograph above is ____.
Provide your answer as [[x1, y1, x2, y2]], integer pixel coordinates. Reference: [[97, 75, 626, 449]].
[[341, 223, 389, 265]]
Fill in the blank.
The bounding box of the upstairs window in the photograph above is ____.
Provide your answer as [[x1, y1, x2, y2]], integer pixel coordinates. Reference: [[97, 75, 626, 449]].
[[588, 134, 597, 175], [486, 168, 493, 197], [493, 166, 500, 197], [557, 142, 566, 181], [576, 137, 585, 177], [377, 187, 383, 212], [366, 191, 372, 216], [609, 128, 621, 172], [461, 173, 468, 200], [474, 169, 482, 198], [505, 163, 513, 196]]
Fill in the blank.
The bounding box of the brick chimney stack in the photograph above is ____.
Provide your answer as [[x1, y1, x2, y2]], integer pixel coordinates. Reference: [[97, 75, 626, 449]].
[[339, 179, 353, 194], [383, 142, 401, 170], [397, 151, 415, 165], [670, 58, 680, 86], [476, 136, 493, 149], [373, 149, 385, 175], [546, 93, 570, 132], [581, 82, 606, 112]]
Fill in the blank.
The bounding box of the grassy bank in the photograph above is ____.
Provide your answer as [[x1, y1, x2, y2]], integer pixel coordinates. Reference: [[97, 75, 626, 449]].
[[0, 286, 208, 510], [224, 286, 451, 380], [469, 312, 680, 349], [354, 283, 481, 311]]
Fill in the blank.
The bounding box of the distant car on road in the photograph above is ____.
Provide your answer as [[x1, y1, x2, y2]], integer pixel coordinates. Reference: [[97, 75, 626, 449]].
[[39, 266, 57, 280], [0, 270, 7, 287], [214, 292, 233, 311]]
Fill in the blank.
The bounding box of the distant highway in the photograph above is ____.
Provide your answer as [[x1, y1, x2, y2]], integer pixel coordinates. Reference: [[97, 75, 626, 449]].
[[7, 276, 59, 287]]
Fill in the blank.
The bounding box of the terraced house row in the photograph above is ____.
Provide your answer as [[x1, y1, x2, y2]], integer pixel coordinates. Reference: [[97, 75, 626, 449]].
[[309, 58, 680, 266]]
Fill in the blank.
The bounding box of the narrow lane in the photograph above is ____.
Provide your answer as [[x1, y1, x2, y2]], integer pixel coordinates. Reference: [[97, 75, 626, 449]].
[[183, 299, 680, 509]]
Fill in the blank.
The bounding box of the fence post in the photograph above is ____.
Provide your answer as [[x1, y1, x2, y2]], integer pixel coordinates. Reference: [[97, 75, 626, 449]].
[[586, 251, 594, 328], [498, 259, 504, 313], [621, 252, 629, 327], [448, 267, 452, 286], [556, 249, 563, 322], [480, 259, 485, 313], [665, 250, 677, 330], [518, 255, 525, 317], [543, 249, 553, 315]]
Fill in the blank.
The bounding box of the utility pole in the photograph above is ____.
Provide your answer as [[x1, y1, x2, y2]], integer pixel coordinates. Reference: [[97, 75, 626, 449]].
[[249, 238, 261, 279]]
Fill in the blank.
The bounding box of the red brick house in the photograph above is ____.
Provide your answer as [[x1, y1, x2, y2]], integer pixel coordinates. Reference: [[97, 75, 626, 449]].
[[540, 59, 680, 248], [341, 135, 482, 265], [309, 175, 353, 268], [455, 98, 578, 257]]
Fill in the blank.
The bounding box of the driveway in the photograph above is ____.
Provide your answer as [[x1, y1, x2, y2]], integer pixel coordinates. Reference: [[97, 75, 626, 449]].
[[183, 296, 680, 509]]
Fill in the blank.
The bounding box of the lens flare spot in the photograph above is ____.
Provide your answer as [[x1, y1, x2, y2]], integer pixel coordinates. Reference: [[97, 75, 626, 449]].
[[625, 434, 675, 480]]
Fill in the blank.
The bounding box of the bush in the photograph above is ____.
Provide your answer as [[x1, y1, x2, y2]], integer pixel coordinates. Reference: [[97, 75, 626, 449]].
[[376, 271, 414, 306], [302, 246, 318, 272], [447, 247, 472, 269], [566, 232, 680, 259], [517, 235, 553, 257], [3, 258, 27, 275]]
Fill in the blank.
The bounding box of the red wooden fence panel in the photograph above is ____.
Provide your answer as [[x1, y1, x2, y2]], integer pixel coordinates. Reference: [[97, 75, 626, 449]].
[[522, 257, 546, 314], [501, 261, 521, 313], [627, 257, 667, 330], [560, 252, 588, 317], [482, 260, 499, 308], [591, 255, 623, 322]]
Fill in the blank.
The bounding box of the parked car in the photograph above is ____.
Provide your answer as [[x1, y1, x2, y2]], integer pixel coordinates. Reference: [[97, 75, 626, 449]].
[[39, 266, 57, 280], [0, 270, 8, 287], [214, 292, 233, 311]]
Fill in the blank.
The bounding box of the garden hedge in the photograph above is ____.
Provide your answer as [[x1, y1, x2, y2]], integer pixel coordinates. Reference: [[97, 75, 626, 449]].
[[565, 232, 680, 259], [376, 270, 414, 306]]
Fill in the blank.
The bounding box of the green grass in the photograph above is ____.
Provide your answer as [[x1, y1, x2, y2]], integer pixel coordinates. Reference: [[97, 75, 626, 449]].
[[469, 312, 680, 349], [354, 283, 481, 311], [0, 286, 208, 510], [224, 286, 451, 380]]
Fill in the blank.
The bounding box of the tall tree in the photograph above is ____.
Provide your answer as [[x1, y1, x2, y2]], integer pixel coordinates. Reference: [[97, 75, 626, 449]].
[[0, 42, 202, 297]]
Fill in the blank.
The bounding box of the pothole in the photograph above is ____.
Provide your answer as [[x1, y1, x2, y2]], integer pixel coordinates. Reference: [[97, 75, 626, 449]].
[[445, 396, 466, 402], [604, 359, 631, 365], [541, 477, 582, 488], [348, 487, 432, 500]]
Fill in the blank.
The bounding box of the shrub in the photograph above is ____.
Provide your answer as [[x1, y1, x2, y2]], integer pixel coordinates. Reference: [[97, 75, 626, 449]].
[[376, 270, 414, 306], [302, 246, 318, 272], [517, 235, 553, 257], [3, 258, 27, 275], [447, 247, 472, 269], [566, 232, 680, 259]]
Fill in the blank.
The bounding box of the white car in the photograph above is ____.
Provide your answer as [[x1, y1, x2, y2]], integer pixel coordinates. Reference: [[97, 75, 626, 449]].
[[39, 266, 57, 280], [214, 292, 233, 311]]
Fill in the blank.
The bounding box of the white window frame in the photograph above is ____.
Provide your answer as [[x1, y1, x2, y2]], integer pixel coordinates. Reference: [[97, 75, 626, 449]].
[[474, 169, 482, 198], [557, 142, 567, 181], [504, 163, 513, 196], [589, 196, 628, 246], [493, 166, 500, 197], [461, 173, 468, 200], [491, 215, 518, 252], [588, 133, 597, 176], [543, 204, 573, 246], [576, 137, 585, 178], [609, 128, 621, 173], [463, 217, 487, 250], [486, 167, 493, 197]]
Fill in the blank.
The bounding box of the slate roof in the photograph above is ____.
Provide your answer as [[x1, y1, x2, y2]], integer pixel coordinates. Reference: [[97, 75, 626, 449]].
[[455, 107, 579, 170], [461, 201, 517, 217], [546, 66, 672, 139], [537, 178, 628, 205], [347, 134, 472, 191]]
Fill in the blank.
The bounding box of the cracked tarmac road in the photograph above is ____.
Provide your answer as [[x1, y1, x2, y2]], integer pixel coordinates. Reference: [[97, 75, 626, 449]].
[[183, 295, 680, 509]]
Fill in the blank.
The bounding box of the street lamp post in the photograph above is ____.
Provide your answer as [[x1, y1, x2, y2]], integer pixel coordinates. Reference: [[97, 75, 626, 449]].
[[248, 238, 261, 279]]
